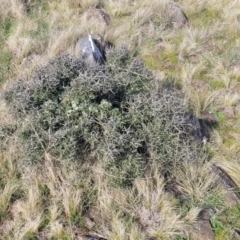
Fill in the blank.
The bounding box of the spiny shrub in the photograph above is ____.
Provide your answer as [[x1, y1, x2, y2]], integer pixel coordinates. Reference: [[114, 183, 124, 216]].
[[4, 47, 198, 186]]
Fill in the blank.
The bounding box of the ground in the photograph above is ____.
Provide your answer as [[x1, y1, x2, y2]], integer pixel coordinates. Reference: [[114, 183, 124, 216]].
[[0, 0, 240, 239]]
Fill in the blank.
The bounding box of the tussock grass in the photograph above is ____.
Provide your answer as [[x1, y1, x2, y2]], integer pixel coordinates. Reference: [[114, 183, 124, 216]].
[[0, 0, 25, 22], [134, 171, 187, 239], [174, 157, 223, 209]]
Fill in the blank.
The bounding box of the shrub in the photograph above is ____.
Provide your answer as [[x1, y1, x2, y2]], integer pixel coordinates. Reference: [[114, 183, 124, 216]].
[[4, 47, 198, 186]]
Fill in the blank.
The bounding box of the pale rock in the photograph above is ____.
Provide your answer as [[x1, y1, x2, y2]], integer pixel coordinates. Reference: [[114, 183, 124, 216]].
[[221, 106, 235, 118], [85, 8, 111, 26], [167, 1, 188, 28], [192, 209, 214, 240], [200, 110, 218, 124], [212, 164, 240, 207], [75, 35, 105, 65]]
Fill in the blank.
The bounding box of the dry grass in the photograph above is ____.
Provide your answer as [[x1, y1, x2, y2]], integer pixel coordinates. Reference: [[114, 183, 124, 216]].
[[0, 0, 25, 21], [134, 171, 187, 239], [0, 0, 240, 239]]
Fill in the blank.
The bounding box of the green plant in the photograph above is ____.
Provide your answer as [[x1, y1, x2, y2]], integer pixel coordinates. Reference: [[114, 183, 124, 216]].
[[4, 47, 202, 187], [216, 111, 225, 121], [25, 231, 37, 240], [210, 214, 224, 235]]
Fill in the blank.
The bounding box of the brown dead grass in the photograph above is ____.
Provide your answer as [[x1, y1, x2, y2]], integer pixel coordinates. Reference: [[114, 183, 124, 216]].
[[0, 0, 240, 239]]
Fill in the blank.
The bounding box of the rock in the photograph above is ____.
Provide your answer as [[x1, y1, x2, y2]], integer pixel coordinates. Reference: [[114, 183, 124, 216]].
[[192, 209, 214, 240], [83, 216, 95, 230], [85, 8, 111, 26], [192, 80, 211, 92], [224, 188, 240, 206], [232, 82, 240, 93], [71, 225, 107, 240], [230, 60, 240, 71], [212, 164, 240, 207], [79, 234, 107, 240], [88, 33, 113, 50], [221, 106, 235, 118], [200, 110, 218, 124], [75, 35, 105, 65], [233, 229, 240, 240], [183, 113, 210, 143], [235, 102, 240, 116], [166, 1, 188, 28], [137, 206, 161, 230]]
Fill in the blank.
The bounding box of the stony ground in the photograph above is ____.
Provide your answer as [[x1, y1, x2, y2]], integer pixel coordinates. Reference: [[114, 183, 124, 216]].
[[0, 0, 240, 239]]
